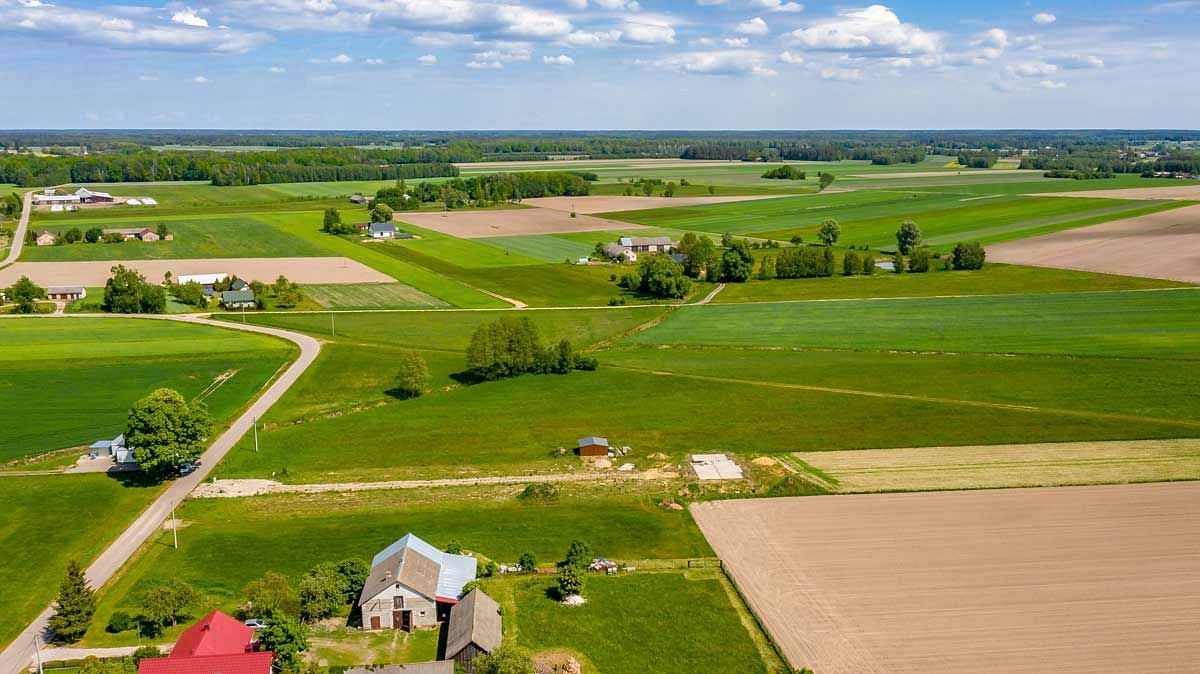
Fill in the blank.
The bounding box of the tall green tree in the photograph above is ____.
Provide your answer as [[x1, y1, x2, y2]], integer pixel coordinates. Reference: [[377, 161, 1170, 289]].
[[244, 571, 300, 618], [563, 540, 593, 569], [951, 241, 987, 270], [676, 232, 718, 278], [139, 581, 201, 634], [369, 203, 393, 223], [102, 265, 165, 314], [818, 172, 836, 191], [719, 239, 755, 282], [256, 616, 308, 672], [125, 388, 213, 478], [557, 565, 585, 598], [635, 254, 691, 298], [393, 350, 430, 399], [299, 565, 344, 622], [48, 560, 95, 643], [321, 208, 342, 232], [5, 275, 46, 313], [895, 220, 922, 255], [818, 218, 840, 246]]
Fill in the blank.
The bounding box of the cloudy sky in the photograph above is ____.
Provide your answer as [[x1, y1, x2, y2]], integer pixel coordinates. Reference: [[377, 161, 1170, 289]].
[[1, 0, 1196, 129]]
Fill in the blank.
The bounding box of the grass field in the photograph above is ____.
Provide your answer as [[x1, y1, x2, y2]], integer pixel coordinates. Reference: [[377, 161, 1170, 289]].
[[0, 318, 295, 460], [300, 283, 448, 310], [83, 491, 711, 647], [796, 438, 1200, 492], [0, 475, 162, 648]]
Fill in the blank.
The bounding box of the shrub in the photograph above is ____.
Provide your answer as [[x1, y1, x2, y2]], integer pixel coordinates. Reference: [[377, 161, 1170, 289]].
[[517, 483, 559, 502], [951, 241, 986, 270], [479, 560, 499, 578], [908, 247, 932, 273], [862, 256, 876, 274], [842, 251, 862, 276], [893, 253, 905, 274], [557, 565, 585, 598], [106, 611, 136, 634], [517, 551, 538, 573]]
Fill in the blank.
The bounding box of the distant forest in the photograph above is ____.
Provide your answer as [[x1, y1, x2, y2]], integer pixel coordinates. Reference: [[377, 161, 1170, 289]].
[[2, 129, 1198, 187]]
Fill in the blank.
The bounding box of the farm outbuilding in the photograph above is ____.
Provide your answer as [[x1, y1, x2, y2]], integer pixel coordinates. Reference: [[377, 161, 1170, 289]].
[[578, 436, 610, 457], [369, 222, 398, 239], [35, 231, 57, 246], [359, 533, 477, 632], [46, 286, 85, 300], [445, 589, 502, 674], [350, 194, 371, 205]]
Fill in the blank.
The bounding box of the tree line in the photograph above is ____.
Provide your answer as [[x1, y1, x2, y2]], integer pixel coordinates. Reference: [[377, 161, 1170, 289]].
[[372, 171, 590, 210], [466, 316, 598, 381]]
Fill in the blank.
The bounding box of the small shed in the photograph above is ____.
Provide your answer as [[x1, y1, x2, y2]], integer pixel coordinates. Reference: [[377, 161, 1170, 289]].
[[35, 230, 57, 246], [445, 590, 502, 674], [577, 436, 610, 457], [221, 290, 257, 309]]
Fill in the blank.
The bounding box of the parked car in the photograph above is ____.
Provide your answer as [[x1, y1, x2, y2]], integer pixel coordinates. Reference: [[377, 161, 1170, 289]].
[[244, 618, 266, 629], [178, 462, 196, 476]]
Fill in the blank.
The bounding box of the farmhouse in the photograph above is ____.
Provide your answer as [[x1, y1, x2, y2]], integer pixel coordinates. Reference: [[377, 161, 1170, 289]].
[[102, 227, 161, 242], [578, 436, 610, 457], [359, 533, 477, 632], [178, 273, 229, 296], [369, 222, 397, 239], [46, 286, 85, 300], [33, 193, 80, 206], [445, 589, 502, 674], [35, 230, 57, 246], [137, 610, 272, 674], [618, 236, 675, 253], [602, 242, 636, 262], [221, 289, 257, 309]]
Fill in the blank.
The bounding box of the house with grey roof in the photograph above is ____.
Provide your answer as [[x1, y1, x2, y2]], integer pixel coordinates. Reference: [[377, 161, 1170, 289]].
[[359, 533, 477, 631], [369, 222, 397, 239], [46, 286, 86, 300], [445, 590, 502, 674], [618, 236, 675, 253], [89, 433, 138, 466], [220, 289, 256, 310]]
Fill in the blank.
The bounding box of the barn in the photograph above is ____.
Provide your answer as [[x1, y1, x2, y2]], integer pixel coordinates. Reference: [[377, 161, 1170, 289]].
[[577, 436, 610, 457], [445, 589, 502, 674], [359, 533, 477, 632]]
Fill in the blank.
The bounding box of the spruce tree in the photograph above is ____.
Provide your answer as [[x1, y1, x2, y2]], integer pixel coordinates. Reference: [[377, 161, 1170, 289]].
[[48, 560, 95, 643]]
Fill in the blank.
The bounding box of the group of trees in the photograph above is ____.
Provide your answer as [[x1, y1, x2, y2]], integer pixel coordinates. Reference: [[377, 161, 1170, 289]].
[[466, 316, 598, 382], [297, 559, 369, 622], [372, 171, 589, 211], [321, 207, 358, 235], [2, 191, 21, 217], [761, 165, 807, 180], [620, 254, 692, 299], [48, 223, 170, 246], [3, 275, 46, 313], [103, 265, 166, 314]]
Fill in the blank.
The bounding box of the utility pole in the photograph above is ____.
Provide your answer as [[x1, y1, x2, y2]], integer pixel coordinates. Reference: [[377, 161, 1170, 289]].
[[33, 635, 43, 674], [253, 416, 259, 452], [171, 505, 178, 549]]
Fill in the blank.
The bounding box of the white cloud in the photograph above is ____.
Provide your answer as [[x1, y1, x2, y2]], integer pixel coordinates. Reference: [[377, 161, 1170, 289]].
[[417, 53, 438, 65], [1150, 1, 1200, 12], [972, 28, 1008, 61], [466, 60, 503, 69], [562, 28, 623, 47], [789, 5, 941, 56], [472, 44, 531, 63], [819, 66, 862, 81], [723, 36, 749, 47], [736, 16, 769, 36], [192, 75, 210, 83], [543, 54, 575, 65], [696, 0, 727, 5], [1039, 79, 1066, 89], [412, 32, 476, 49], [1033, 12, 1057, 25], [1008, 61, 1058, 77], [778, 50, 803, 64], [267, 66, 286, 73], [364, 57, 383, 64], [332, 53, 353, 63], [170, 7, 208, 28], [0, 1, 267, 53], [1049, 53, 1105, 69], [690, 37, 717, 47], [649, 50, 776, 76], [622, 17, 675, 44], [750, 0, 804, 13]]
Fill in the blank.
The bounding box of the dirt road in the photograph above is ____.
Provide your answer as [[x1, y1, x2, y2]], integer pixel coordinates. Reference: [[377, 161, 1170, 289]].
[[0, 313, 320, 673], [0, 190, 32, 270]]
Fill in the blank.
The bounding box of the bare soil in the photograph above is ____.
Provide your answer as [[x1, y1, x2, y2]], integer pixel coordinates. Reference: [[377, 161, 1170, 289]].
[[692, 482, 1200, 673], [521, 194, 784, 214], [988, 203, 1200, 283], [0, 257, 393, 286], [1034, 184, 1200, 200], [396, 208, 644, 238]]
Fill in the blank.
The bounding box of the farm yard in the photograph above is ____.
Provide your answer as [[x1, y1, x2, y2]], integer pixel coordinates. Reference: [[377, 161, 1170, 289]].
[[693, 483, 1200, 673], [5, 142, 1200, 674]]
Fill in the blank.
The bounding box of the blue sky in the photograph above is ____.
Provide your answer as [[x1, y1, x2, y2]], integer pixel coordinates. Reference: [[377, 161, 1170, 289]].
[[1, 0, 1197, 129]]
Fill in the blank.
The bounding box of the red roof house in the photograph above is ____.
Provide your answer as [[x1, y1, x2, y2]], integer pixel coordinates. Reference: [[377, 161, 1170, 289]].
[[137, 611, 272, 674]]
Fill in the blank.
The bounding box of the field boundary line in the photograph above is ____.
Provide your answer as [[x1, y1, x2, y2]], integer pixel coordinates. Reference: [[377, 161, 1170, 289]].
[[609, 364, 1200, 430]]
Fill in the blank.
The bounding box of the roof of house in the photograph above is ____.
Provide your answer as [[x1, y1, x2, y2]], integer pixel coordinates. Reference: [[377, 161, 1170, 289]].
[[102, 228, 145, 235], [47, 286, 85, 295], [344, 663, 454, 674], [230, 279, 249, 291], [578, 436, 608, 447], [178, 273, 228, 285], [361, 533, 478, 605], [170, 611, 253, 658], [619, 236, 674, 247], [138, 653, 273, 674], [369, 222, 397, 234], [74, 187, 112, 199], [445, 589, 502, 658], [221, 290, 256, 304], [37, 230, 56, 238]]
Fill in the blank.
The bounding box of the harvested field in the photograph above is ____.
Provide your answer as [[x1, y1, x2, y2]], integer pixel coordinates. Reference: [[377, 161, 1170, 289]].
[[0, 257, 392, 287], [396, 208, 644, 238], [798, 438, 1200, 492], [522, 194, 783, 213], [693, 482, 1200, 674], [847, 169, 1041, 179], [989, 204, 1200, 283], [1034, 184, 1200, 200]]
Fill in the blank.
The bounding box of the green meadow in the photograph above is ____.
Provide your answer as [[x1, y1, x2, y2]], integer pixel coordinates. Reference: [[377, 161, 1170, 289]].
[[0, 318, 295, 459], [300, 283, 449, 310]]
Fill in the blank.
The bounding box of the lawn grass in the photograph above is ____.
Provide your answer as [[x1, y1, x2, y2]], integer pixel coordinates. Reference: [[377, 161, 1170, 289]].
[[507, 570, 780, 674], [631, 288, 1200, 359], [83, 491, 711, 647], [0, 318, 295, 460], [300, 283, 448, 310], [0, 475, 163, 648], [712, 264, 1191, 303]]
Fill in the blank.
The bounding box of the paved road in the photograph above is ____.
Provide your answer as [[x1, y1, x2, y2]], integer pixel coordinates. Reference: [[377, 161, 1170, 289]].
[[0, 313, 320, 673], [0, 190, 32, 270]]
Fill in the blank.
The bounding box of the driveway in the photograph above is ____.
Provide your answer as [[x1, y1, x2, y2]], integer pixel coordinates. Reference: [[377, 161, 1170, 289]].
[[0, 190, 32, 270]]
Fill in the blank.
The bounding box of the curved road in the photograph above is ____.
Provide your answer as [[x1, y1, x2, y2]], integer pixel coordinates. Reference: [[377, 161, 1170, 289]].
[[0, 313, 320, 673], [0, 190, 32, 270]]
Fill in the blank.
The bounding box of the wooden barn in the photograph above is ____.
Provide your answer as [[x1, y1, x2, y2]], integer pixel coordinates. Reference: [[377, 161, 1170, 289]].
[[577, 436, 610, 457], [445, 589, 502, 674]]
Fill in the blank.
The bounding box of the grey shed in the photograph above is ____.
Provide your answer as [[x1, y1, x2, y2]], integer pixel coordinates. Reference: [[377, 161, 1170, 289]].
[[445, 589, 502, 673]]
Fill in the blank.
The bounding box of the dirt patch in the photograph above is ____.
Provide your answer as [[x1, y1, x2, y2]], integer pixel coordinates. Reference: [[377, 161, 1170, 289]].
[[988, 203, 1200, 283], [751, 457, 778, 467], [693, 482, 1200, 673], [1033, 184, 1200, 200], [522, 194, 785, 214], [848, 169, 1042, 179], [0, 257, 393, 287], [396, 208, 642, 238], [191, 470, 656, 498]]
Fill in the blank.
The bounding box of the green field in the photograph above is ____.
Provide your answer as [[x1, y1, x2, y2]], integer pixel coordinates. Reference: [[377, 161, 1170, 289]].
[[0, 318, 295, 460], [0, 475, 162, 647], [301, 283, 448, 310]]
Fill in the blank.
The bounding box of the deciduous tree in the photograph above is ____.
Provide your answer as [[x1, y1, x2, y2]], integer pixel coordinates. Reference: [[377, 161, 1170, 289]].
[[125, 388, 212, 478], [895, 220, 922, 255], [5, 275, 46, 313], [818, 218, 840, 246], [393, 350, 429, 399]]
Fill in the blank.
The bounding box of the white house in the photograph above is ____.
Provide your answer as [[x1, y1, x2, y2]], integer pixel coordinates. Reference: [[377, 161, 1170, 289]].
[[359, 533, 477, 631], [618, 236, 675, 253], [369, 222, 397, 239]]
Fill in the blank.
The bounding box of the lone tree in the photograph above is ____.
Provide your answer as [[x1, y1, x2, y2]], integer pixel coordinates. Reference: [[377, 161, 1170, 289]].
[[557, 564, 585, 599], [322, 207, 342, 231], [895, 220, 922, 255], [139, 581, 201, 634], [48, 560, 95, 643], [369, 203, 394, 223], [818, 218, 841, 246], [393, 350, 429, 399], [5, 275, 46, 313], [818, 172, 836, 191], [125, 388, 213, 478], [951, 241, 987, 270]]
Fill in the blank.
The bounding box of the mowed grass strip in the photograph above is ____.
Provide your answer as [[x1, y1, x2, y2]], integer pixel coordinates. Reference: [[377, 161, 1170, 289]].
[[300, 283, 448, 309], [798, 438, 1200, 492], [0, 475, 162, 648], [711, 264, 1191, 304], [387, 223, 546, 268], [631, 288, 1200, 359], [84, 492, 711, 646]]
